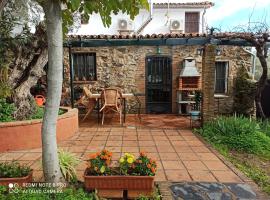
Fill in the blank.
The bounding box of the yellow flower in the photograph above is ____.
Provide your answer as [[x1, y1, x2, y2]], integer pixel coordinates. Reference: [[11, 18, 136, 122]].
[[119, 157, 125, 163], [100, 166, 105, 173], [127, 157, 134, 164]]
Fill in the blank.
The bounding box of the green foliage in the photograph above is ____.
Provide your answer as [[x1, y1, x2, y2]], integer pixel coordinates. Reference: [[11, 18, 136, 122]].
[[133, 152, 157, 176], [136, 185, 162, 200], [87, 149, 112, 175], [233, 66, 256, 116], [58, 149, 81, 183], [61, 0, 149, 35], [0, 186, 100, 200], [119, 153, 136, 175], [197, 116, 270, 158], [0, 99, 15, 122], [0, 161, 31, 178], [28, 107, 65, 120]]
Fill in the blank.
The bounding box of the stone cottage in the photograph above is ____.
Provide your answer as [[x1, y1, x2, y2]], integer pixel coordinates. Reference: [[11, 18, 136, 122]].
[[61, 1, 253, 119]]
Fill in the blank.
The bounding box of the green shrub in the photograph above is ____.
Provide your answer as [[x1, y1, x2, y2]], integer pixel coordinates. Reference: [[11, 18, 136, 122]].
[[28, 107, 65, 120], [0, 161, 31, 178], [58, 149, 81, 183], [197, 116, 270, 157], [0, 98, 15, 122]]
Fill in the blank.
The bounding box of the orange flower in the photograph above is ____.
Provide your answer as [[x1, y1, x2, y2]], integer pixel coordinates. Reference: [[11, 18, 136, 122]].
[[108, 152, 113, 157], [106, 160, 110, 165], [89, 154, 97, 159], [151, 167, 156, 173], [147, 164, 151, 169], [140, 152, 146, 157]]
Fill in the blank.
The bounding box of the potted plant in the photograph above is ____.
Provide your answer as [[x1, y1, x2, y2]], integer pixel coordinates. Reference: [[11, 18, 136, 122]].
[[0, 161, 33, 187], [190, 91, 202, 120], [84, 150, 156, 198]]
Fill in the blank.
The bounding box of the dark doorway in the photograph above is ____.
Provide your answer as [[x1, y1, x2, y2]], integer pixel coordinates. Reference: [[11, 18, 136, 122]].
[[261, 79, 270, 118], [145, 56, 172, 114]]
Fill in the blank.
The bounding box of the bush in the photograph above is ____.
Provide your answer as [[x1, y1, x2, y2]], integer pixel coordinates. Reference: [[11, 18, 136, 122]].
[[0, 161, 31, 178], [197, 116, 270, 157], [28, 107, 65, 120], [0, 98, 15, 122], [58, 149, 81, 183]]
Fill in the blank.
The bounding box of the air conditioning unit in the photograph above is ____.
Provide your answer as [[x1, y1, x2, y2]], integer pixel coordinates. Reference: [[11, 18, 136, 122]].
[[118, 19, 133, 30], [170, 20, 183, 32]]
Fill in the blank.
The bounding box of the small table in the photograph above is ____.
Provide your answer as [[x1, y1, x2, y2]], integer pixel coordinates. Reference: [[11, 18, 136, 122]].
[[90, 93, 133, 123]]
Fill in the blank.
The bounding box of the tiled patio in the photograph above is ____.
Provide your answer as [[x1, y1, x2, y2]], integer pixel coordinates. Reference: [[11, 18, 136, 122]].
[[0, 125, 244, 184]]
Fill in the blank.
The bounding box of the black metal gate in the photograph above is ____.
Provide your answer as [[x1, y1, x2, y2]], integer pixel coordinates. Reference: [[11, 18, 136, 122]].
[[145, 56, 172, 114]]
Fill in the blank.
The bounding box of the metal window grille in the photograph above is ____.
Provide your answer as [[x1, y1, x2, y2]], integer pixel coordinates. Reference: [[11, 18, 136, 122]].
[[215, 62, 228, 93], [72, 53, 96, 81]]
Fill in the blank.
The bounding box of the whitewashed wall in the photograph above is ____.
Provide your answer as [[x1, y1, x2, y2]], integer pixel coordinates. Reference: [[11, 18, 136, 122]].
[[75, 7, 207, 35]]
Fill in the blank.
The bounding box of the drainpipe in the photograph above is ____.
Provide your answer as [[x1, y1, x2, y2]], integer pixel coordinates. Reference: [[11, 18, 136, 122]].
[[243, 47, 256, 80], [202, 7, 206, 34]]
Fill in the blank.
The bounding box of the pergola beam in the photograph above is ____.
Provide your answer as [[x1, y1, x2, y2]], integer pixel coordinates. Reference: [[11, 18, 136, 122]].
[[64, 37, 253, 47]]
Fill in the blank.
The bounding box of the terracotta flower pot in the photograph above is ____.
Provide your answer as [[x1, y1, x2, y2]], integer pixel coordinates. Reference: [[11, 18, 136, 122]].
[[0, 170, 33, 187], [84, 170, 154, 191]]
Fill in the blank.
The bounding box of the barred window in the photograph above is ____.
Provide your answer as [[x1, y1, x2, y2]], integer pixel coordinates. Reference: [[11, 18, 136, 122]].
[[73, 53, 96, 81], [215, 62, 228, 93]]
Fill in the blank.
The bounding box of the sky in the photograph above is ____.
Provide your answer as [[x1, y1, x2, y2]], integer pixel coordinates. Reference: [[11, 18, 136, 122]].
[[153, 0, 270, 30]]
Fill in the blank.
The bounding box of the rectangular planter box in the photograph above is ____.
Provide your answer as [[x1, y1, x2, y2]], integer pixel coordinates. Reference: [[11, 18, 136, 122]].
[[0, 170, 33, 187], [84, 170, 154, 190]]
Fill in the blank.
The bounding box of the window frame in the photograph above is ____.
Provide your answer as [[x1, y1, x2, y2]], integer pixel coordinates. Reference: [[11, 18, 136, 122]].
[[72, 52, 97, 83], [214, 61, 229, 94], [184, 12, 200, 33]]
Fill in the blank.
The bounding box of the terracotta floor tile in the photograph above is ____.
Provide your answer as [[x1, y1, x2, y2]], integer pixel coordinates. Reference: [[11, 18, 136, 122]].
[[123, 135, 138, 141], [122, 141, 138, 147], [105, 146, 122, 153], [139, 141, 155, 146], [174, 146, 193, 153], [122, 146, 139, 153], [179, 130, 194, 136], [155, 140, 171, 146], [151, 132, 165, 136], [212, 170, 242, 183], [90, 140, 106, 146], [109, 131, 124, 136], [28, 148, 42, 153], [138, 135, 152, 140], [72, 140, 90, 146], [153, 136, 168, 141], [178, 152, 199, 161], [188, 170, 217, 182], [171, 141, 189, 146], [20, 153, 41, 161], [146, 153, 160, 161], [111, 153, 121, 161], [107, 136, 123, 141], [165, 169, 191, 181], [86, 145, 104, 152], [139, 146, 157, 153], [196, 153, 219, 161], [69, 146, 87, 153], [183, 136, 199, 141], [191, 146, 211, 153], [30, 160, 42, 170], [33, 170, 44, 182], [155, 161, 164, 170], [106, 141, 122, 147], [187, 140, 204, 147], [159, 153, 179, 161], [162, 160, 184, 170], [92, 135, 108, 141], [164, 130, 180, 135], [155, 169, 167, 181], [76, 161, 88, 171], [203, 160, 229, 171], [0, 152, 25, 160], [157, 145, 175, 153], [167, 136, 184, 141], [183, 160, 208, 170]]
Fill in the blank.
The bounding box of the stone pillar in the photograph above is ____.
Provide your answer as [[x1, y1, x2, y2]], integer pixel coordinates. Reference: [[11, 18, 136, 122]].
[[202, 44, 216, 123]]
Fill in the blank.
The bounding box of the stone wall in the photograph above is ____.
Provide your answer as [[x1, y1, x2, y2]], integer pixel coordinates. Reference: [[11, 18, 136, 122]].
[[62, 45, 251, 114]]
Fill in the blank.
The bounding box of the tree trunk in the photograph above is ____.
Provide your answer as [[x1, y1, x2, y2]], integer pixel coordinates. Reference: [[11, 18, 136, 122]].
[[255, 46, 268, 120], [12, 48, 48, 119], [41, 0, 64, 183]]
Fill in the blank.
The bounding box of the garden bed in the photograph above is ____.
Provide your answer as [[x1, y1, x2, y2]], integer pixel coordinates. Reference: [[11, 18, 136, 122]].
[[0, 107, 78, 152]]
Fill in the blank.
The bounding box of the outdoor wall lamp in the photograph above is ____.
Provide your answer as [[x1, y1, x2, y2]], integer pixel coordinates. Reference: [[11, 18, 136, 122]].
[[156, 46, 161, 54], [216, 47, 222, 56]]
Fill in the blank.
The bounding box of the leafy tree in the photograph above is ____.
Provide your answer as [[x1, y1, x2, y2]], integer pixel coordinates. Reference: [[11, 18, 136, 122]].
[[36, 0, 149, 182]]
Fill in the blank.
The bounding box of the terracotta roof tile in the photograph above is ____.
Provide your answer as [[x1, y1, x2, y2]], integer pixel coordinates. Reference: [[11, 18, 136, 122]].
[[153, 1, 214, 9]]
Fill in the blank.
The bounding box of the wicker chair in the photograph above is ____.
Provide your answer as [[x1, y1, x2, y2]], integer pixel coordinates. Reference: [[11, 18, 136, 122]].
[[100, 88, 123, 125], [75, 87, 96, 121]]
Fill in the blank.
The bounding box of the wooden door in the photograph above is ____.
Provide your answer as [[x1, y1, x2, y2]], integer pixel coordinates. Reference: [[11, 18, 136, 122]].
[[185, 12, 200, 33]]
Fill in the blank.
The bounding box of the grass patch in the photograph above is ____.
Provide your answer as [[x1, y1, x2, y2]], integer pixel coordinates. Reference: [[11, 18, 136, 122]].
[[196, 115, 270, 195]]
